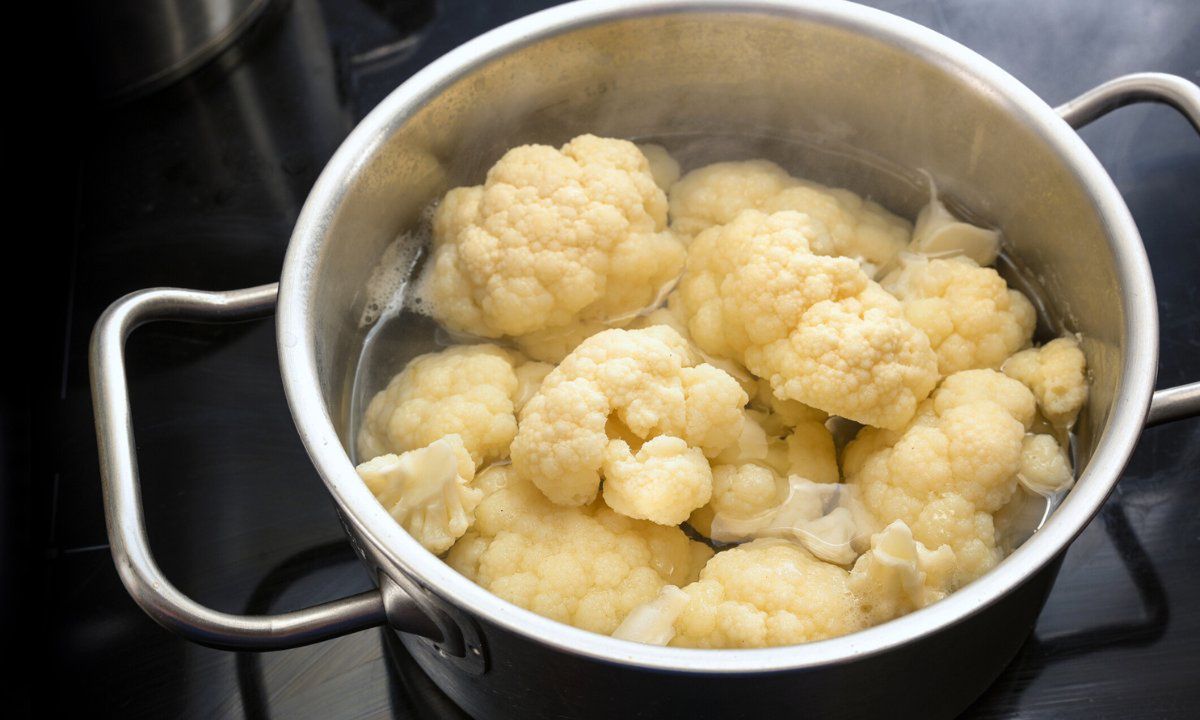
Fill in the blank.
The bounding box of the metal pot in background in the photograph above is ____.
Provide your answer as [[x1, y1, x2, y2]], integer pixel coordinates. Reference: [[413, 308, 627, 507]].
[[78, 0, 275, 100], [90, 1, 1200, 718]]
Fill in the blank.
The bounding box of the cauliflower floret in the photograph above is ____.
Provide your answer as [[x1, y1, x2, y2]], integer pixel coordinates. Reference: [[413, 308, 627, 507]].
[[785, 419, 840, 485], [843, 369, 1035, 584], [1003, 337, 1089, 428], [882, 256, 1036, 377], [511, 378, 610, 507], [603, 437, 714, 525], [669, 160, 912, 269], [511, 326, 748, 516], [356, 435, 481, 555], [908, 185, 1001, 267], [357, 344, 523, 465], [611, 584, 690, 646], [423, 135, 685, 358], [681, 363, 749, 456], [712, 411, 771, 466], [670, 540, 866, 648], [688, 463, 783, 538], [445, 465, 712, 634], [674, 209, 938, 430], [1017, 433, 1074, 496], [849, 520, 956, 625], [652, 522, 956, 648], [931, 368, 1037, 427]]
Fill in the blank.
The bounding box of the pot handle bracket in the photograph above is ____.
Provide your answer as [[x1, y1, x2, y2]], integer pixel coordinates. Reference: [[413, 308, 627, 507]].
[[1056, 72, 1200, 427], [90, 283, 444, 651]]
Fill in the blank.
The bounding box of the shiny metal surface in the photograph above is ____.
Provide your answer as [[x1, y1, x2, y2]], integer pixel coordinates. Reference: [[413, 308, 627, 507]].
[[81, 0, 273, 99], [89, 283, 441, 649], [1052, 72, 1200, 428], [1056, 71, 1200, 134], [1147, 384, 1200, 428]]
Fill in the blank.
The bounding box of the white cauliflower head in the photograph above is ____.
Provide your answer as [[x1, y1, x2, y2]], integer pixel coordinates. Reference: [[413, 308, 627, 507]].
[[690, 463, 783, 538], [843, 369, 1036, 584], [423, 135, 685, 357], [670, 540, 866, 648], [510, 326, 747, 516], [357, 344, 527, 466], [669, 160, 912, 270], [882, 256, 1036, 377], [674, 209, 938, 430], [445, 465, 712, 635], [1003, 337, 1089, 428], [603, 436, 714, 526], [356, 435, 482, 555]]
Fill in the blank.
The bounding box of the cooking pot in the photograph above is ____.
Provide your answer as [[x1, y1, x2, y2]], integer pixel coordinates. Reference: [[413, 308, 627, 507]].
[[91, 1, 1200, 717]]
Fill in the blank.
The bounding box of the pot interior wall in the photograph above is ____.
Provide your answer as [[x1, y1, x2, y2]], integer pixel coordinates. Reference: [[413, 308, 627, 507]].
[[307, 8, 1120, 473]]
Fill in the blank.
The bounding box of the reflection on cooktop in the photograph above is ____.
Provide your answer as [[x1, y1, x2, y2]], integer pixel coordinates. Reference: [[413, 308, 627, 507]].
[[40, 0, 1200, 718]]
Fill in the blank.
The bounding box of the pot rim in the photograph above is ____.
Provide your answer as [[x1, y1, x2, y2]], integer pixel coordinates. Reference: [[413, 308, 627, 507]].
[[278, 0, 1158, 673]]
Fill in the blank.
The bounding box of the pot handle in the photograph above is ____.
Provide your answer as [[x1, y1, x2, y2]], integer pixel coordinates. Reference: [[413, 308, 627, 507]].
[[1056, 72, 1200, 427], [90, 284, 442, 650]]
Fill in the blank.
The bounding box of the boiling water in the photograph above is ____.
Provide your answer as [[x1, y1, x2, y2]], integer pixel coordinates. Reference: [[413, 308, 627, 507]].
[[348, 132, 1077, 553]]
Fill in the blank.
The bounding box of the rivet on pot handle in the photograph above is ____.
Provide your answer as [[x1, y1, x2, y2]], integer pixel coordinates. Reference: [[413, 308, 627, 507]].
[[1056, 72, 1200, 427], [89, 284, 443, 650]]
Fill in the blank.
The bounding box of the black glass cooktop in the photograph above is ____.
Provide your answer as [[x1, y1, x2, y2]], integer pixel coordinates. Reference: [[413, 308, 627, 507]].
[[29, 1, 1200, 717]]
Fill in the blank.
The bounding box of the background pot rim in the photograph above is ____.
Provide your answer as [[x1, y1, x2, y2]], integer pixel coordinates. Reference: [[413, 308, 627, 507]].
[[276, 0, 1158, 673]]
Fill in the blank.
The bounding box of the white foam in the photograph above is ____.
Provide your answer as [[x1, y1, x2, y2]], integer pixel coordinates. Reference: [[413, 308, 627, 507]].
[[358, 230, 425, 328]]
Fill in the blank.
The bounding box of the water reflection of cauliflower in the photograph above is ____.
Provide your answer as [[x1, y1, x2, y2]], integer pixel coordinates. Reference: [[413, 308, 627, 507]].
[[424, 135, 685, 361], [446, 465, 712, 635], [674, 209, 938, 430]]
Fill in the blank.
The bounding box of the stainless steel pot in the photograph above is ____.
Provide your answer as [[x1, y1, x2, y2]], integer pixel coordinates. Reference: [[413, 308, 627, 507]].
[[91, 1, 1200, 717]]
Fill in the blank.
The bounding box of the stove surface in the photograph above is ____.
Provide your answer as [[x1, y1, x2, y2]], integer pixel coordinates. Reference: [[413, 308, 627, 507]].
[[39, 1, 1200, 717]]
